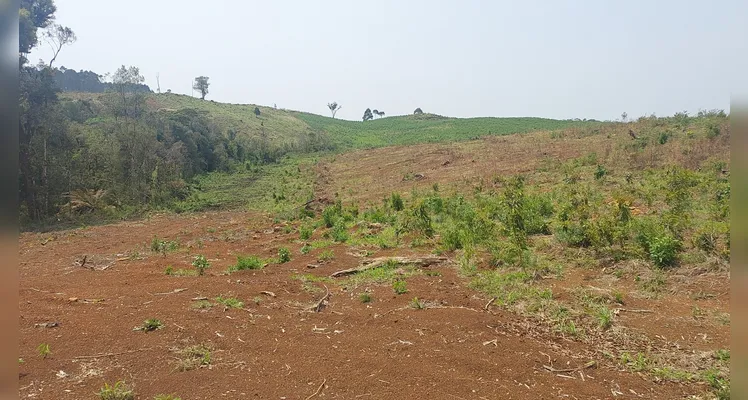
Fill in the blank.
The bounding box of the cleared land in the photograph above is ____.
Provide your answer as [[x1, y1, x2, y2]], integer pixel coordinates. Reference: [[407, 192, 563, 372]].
[[19, 111, 730, 399]]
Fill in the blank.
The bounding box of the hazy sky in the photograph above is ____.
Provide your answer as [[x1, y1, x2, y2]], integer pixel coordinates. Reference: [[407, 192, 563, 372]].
[[29, 0, 747, 121]]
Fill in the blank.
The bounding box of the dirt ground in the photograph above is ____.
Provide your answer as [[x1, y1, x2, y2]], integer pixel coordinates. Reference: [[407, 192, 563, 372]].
[[19, 210, 728, 399], [19, 130, 729, 399]]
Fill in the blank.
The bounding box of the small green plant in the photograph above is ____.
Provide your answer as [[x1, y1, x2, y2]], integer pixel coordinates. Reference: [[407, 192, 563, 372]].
[[391, 192, 404, 211], [594, 164, 607, 180], [154, 395, 182, 400], [164, 266, 174, 275], [191, 300, 213, 309], [175, 344, 212, 372], [18, 358, 24, 364], [612, 290, 625, 305], [228, 255, 265, 272], [649, 234, 680, 268], [278, 247, 291, 263], [359, 292, 372, 303], [318, 249, 335, 262], [36, 343, 50, 359], [137, 318, 164, 332], [621, 352, 649, 372], [714, 349, 730, 362], [392, 280, 408, 295], [299, 224, 313, 240], [253, 296, 263, 305], [192, 254, 210, 275], [300, 243, 312, 254], [702, 368, 729, 400], [331, 220, 349, 242], [215, 296, 244, 309], [596, 306, 613, 330], [98, 381, 134, 400], [410, 297, 425, 309]]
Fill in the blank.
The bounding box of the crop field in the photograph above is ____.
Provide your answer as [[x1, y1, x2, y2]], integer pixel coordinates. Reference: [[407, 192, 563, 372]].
[[19, 110, 730, 399]]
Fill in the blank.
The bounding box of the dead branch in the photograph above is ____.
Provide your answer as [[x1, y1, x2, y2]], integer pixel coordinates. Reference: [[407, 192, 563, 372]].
[[543, 360, 596, 374], [330, 256, 447, 278], [484, 297, 496, 310], [260, 291, 276, 298], [73, 347, 153, 360], [305, 379, 327, 400], [151, 288, 187, 296], [614, 308, 654, 314], [311, 285, 331, 312]]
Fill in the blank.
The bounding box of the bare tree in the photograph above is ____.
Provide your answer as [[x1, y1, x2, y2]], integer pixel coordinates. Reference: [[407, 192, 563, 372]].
[[621, 112, 628, 122], [327, 102, 342, 119], [44, 24, 76, 67]]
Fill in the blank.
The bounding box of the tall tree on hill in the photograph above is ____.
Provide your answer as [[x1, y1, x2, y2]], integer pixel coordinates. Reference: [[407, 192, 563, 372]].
[[193, 76, 210, 100], [362, 108, 373, 122], [43, 23, 76, 67], [414, 107, 423, 115], [254, 106, 261, 117], [327, 102, 341, 119]]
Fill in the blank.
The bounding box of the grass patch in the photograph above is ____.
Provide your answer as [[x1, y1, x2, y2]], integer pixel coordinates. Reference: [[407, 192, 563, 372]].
[[228, 255, 266, 272], [392, 280, 408, 295], [135, 318, 164, 332], [359, 292, 372, 303], [317, 249, 335, 262], [98, 381, 134, 400], [174, 344, 212, 372], [215, 296, 244, 309]]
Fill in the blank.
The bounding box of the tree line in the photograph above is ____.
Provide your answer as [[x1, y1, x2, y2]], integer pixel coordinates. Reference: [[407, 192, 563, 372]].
[[19, 0, 332, 227]]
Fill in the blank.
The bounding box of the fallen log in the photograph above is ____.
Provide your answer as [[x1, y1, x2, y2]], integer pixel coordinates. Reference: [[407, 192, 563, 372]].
[[330, 256, 447, 278]]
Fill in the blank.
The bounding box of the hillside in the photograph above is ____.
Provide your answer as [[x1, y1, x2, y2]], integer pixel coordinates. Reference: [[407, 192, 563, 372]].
[[63, 92, 596, 151]]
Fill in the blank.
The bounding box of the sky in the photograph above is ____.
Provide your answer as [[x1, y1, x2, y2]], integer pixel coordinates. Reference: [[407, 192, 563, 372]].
[[28, 0, 747, 121]]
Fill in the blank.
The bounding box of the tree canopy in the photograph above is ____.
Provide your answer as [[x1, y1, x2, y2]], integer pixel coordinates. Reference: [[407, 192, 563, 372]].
[[193, 76, 210, 100]]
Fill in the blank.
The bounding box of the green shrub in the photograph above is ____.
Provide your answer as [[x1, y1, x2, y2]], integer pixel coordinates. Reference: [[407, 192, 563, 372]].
[[98, 381, 134, 400], [318, 249, 335, 262], [299, 224, 313, 240], [649, 234, 680, 268], [229, 255, 265, 272], [594, 165, 607, 180], [392, 280, 408, 294], [278, 247, 291, 263], [322, 203, 342, 228], [331, 220, 349, 242], [300, 243, 312, 254], [391, 193, 404, 211], [359, 292, 372, 303], [191, 255, 210, 275]]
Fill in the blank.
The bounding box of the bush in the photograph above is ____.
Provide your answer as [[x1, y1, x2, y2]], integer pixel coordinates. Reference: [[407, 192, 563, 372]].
[[322, 204, 342, 228], [98, 381, 134, 400], [230, 255, 265, 271], [594, 165, 607, 180], [649, 234, 680, 268], [299, 224, 313, 240], [391, 193, 404, 211], [192, 255, 210, 275], [331, 220, 349, 242], [278, 247, 291, 263], [392, 280, 408, 294]]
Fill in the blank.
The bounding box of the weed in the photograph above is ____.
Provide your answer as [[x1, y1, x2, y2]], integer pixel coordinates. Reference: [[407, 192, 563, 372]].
[[424, 270, 442, 277], [640, 272, 666, 295], [36, 343, 50, 359], [596, 306, 613, 330], [391, 193, 404, 211], [154, 395, 182, 400], [191, 300, 213, 309], [300, 243, 312, 254], [649, 234, 680, 268], [392, 280, 408, 295], [253, 296, 263, 305], [228, 255, 265, 272], [612, 290, 625, 305], [318, 249, 335, 262], [714, 349, 730, 362], [278, 247, 291, 263], [652, 366, 694, 382], [192, 254, 210, 275], [410, 297, 425, 309], [359, 292, 372, 303], [594, 164, 607, 180], [151, 236, 179, 257], [164, 266, 173, 275], [215, 296, 244, 309], [331, 220, 349, 242], [136, 318, 164, 332], [299, 224, 313, 240], [175, 344, 212, 372], [621, 352, 649, 372], [702, 368, 730, 399], [98, 381, 134, 400]]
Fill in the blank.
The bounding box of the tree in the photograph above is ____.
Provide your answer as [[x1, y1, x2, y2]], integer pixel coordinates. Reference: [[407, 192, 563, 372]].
[[43, 24, 76, 67], [375, 110, 385, 118], [621, 112, 628, 122], [362, 108, 373, 122], [254, 106, 261, 117], [193, 76, 210, 100], [414, 108, 423, 115], [372, 109, 379, 118], [327, 102, 342, 119]]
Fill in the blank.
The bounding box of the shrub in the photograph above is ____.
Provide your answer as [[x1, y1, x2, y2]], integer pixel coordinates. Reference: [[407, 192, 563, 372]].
[[331, 220, 349, 242], [322, 203, 342, 228], [649, 234, 680, 268], [392, 280, 408, 294], [299, 224, 313, 240], [594, 165, 607, 180], [359, 293, 372, 303], [192, 255, 210, 275], [391, 193, 404, 211], [229, 255, 265, 272], [138, 318, 164, 332], [300, 243, 312, 254], [318, 249, 335, 262], [278, 247, 291, 263], [98, 381, 134, 400]]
